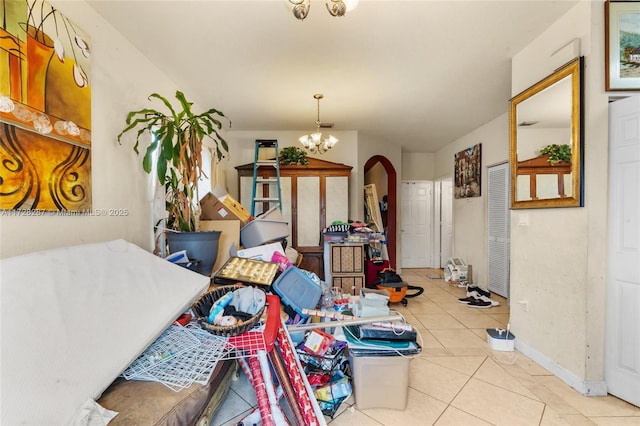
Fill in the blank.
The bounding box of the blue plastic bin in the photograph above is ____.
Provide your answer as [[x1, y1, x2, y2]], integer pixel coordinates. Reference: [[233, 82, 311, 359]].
[[272, 266, 322, 319]]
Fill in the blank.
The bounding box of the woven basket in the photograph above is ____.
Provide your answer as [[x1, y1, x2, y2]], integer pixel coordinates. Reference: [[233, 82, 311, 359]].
[[192, 284, 266, 337]]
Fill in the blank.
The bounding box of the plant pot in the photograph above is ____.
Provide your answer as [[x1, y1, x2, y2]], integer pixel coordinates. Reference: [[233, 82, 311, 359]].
[[167, 230, 221, 276]]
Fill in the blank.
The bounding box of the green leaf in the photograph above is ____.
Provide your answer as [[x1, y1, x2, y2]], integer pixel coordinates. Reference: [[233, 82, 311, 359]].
[[142, 139, 158, 173], [117, 90, 230, 232]]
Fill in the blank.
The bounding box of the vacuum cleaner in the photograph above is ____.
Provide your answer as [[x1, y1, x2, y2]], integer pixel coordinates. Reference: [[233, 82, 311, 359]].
[[374, 268, 424, 306]]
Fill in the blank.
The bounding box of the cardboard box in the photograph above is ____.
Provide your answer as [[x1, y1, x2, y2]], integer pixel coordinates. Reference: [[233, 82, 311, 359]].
[[200, 192, 251, 223], [199, 219, 241, 272]]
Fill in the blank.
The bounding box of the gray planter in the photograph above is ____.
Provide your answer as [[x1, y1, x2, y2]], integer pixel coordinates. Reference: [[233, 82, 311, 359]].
[[167, 231, 221, 276]]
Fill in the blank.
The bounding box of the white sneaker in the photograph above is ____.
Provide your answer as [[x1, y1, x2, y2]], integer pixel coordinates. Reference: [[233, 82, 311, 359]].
[[478, 295, 500, 307]]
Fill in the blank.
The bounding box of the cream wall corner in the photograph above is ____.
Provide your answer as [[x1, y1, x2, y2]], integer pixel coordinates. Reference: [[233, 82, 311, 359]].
[[510, 0, 609, 395], [402, 153, 436, 181], [434, 114, 509, 287]]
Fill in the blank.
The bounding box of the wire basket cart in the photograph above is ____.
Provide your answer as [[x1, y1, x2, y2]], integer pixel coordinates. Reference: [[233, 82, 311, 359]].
[[218, 294, 326, 426], [122, 294, 325, 425]]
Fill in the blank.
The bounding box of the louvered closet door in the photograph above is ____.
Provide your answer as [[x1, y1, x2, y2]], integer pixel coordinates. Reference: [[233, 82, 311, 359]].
[[488, 163, 510, 298]]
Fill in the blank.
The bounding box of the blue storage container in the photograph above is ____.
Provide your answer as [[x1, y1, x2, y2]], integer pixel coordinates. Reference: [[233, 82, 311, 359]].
[[272, 266, 322, 319]]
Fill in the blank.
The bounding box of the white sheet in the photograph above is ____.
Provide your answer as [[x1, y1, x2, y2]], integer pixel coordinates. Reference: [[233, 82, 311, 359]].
[[0, 239, 209, 425]]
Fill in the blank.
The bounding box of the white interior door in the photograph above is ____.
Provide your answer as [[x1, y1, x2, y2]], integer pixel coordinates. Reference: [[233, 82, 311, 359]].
[[440, 177, 454, 267], [606, 95, 640, 407], [433, 181, 442, 268], [401, 181, 433, 268], [487, 163, 510, 298]]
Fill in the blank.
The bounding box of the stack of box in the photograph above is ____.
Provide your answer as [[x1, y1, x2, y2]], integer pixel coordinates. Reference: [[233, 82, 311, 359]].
[[329, 243, 365, 296], [199, 192, 251, 272]]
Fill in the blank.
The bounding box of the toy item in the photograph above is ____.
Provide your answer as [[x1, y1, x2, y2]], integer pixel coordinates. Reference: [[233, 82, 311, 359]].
[[207, 291, 234, 323]]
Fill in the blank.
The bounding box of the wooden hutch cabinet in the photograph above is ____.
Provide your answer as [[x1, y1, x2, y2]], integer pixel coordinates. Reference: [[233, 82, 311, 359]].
[[236, 157, 352, 279]]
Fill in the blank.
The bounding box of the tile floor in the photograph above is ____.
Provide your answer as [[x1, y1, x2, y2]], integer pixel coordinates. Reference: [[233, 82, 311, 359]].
[[210, 268, 640, 426]]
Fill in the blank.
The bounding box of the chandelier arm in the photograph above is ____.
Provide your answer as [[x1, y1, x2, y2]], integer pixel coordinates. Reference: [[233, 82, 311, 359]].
[[299, 93, 337, 155]]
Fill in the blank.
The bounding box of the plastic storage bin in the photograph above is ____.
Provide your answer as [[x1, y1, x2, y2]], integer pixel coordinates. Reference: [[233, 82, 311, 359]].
[[257, 204, 285, 222], [240, 219, 289, 248], [349, 354, 410, 410], [271, 266, 322, 318]]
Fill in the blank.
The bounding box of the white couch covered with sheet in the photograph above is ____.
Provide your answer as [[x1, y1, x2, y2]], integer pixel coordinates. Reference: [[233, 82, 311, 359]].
[[0, 239, 210, 424]]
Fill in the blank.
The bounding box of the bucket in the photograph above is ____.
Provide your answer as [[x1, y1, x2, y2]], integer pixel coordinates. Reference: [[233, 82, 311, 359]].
[[167, 231, 221, 276]]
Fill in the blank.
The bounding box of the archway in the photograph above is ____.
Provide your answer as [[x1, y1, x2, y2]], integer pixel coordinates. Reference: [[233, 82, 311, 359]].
[[364, 155, 397, 268]]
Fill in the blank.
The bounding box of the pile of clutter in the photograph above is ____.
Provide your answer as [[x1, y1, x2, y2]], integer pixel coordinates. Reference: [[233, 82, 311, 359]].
[[163, 191, 422, 419], [288, 287, 421, 417]]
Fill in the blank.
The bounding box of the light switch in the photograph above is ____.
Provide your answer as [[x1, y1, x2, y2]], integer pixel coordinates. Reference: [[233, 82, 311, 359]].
[[518, 214, 530, 226]]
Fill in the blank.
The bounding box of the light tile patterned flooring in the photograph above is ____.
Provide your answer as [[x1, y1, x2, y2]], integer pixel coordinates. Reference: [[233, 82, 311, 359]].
[[211, 268, 640, 426]]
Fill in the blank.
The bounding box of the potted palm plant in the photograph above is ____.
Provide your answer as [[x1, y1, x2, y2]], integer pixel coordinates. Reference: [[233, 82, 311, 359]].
[[118, 90, 230, 275]]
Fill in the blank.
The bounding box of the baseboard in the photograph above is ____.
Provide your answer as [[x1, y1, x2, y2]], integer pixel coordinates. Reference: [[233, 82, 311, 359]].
[[515, 339, 607, 397]]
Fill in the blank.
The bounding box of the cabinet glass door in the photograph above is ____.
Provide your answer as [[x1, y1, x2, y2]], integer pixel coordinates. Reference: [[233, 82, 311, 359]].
[[326, 176, 349, 224], [297, 176, 320, 246]]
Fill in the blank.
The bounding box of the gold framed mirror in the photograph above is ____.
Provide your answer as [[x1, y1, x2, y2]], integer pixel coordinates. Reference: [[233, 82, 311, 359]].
[[509, 57, 583, 209]]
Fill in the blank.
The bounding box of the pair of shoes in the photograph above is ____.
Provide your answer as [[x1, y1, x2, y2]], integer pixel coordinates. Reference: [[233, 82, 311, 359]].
[[458, 286, 500, 308]]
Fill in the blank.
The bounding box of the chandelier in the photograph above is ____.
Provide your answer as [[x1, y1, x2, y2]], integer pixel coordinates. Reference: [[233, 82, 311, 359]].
[[287, 0, 359, 20], [299, 94, 338, 154]]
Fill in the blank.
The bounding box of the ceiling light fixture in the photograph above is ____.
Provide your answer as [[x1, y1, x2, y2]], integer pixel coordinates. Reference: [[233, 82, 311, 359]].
[[299, 94, 338, 154], [287, 0, 359, 21]]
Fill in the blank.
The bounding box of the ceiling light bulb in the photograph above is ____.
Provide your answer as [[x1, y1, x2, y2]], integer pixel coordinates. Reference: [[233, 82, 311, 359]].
[[326, 0, 346, 17], [288, 0, 310, 20], [344, 0, 359, 12]]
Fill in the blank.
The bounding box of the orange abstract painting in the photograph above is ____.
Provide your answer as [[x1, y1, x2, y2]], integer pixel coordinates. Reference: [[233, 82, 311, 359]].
[[0, 0, 91, 211]]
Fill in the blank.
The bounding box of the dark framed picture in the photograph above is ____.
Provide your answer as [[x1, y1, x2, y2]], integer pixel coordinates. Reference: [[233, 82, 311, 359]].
[[454, 143, 482, 199], [605, 1, 640, 91]]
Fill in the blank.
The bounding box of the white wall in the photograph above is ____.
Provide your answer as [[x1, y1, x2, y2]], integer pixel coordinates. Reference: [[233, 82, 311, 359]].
[[402, 153, 436, 181], [509, 0, 610, 394], [434, 114, 509, 286], [0, 1, 182, 258]]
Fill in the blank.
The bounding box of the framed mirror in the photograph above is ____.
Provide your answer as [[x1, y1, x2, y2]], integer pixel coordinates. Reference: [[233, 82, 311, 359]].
[[509, 57, 583, 209]]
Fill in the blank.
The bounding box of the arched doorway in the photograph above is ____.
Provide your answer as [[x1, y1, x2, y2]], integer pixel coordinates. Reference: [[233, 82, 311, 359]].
[[364, 155, 397, 268]]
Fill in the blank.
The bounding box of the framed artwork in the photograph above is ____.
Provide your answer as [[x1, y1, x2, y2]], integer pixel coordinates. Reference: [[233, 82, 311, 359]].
[[605, 1, 640, 91], [0, 0, 92, 212], [454, 143, 481, 199]]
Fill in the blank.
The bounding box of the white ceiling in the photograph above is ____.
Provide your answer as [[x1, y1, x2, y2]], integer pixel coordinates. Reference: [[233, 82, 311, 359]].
[[86, 0, 578, 153]]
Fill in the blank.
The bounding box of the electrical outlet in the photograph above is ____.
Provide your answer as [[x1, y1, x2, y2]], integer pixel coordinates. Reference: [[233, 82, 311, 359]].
[[519, 299, 529, 312]]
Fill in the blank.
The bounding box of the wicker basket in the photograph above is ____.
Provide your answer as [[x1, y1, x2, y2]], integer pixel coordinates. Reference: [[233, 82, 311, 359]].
[[192, 284, 266, 337]]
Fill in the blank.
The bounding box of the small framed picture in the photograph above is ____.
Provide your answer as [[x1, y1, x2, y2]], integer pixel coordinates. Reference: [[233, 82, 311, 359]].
[[454, 143, 482, 199], [605, 1, 640, 91]]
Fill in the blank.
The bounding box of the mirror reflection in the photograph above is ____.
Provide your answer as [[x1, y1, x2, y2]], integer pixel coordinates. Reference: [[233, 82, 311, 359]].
[[510, 57, 583, 209]]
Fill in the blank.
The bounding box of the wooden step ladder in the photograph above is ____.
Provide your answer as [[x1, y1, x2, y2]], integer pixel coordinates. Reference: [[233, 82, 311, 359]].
[[251, 139, 282, 216]]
